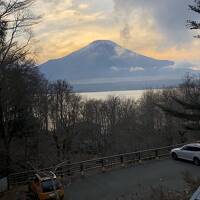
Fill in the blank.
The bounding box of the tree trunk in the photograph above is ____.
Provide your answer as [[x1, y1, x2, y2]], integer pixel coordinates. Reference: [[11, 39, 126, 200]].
[[24, 135, 28, 162], [4, 141, 11, 176], [56, 144, 61, 163], [62, 142, 65, 161]]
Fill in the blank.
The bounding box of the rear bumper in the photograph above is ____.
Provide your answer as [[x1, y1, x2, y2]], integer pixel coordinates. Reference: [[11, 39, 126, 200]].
[[39, 191, 64, 200]]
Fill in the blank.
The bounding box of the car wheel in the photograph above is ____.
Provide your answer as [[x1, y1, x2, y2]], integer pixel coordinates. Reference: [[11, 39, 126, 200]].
[[194, 157, 200, 166], [171, 152, 178, 160]]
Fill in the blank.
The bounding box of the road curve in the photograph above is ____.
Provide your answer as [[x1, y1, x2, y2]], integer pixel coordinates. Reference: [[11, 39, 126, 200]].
[[64, 159, 200, 200]]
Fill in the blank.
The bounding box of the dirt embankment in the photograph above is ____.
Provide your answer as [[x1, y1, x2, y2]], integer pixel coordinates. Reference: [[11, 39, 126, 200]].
[[0, 185, 28, 200]]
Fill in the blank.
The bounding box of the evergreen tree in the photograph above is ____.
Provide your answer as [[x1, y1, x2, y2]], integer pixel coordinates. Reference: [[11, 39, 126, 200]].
[[187, 0, 200, 38]]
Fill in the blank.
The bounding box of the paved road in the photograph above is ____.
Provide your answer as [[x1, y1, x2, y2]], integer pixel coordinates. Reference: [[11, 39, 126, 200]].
[[64, 159, 200, 200]]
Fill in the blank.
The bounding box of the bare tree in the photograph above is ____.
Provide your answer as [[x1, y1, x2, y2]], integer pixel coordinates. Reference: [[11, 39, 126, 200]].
[[0, 0, 42, 174], [49, 80, 81, 162], [80, 99, 106, 154], [0, 61, 43, 174], [0, 0, 39, 66]]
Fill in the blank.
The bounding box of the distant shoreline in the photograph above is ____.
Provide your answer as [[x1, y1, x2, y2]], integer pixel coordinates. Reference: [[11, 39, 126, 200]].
[[76, 84, 176, 93], [78, 89, 162, 100], [77, 87, 162, 94]]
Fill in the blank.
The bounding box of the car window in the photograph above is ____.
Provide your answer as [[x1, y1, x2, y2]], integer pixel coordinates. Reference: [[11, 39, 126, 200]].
[[182, 146, 190, 151], [188, 146, 195, 151], [182, 146, 200, 151], [192, 147, 200, 152], [41, 179, 62, 192], [196, 147, 200, 151]]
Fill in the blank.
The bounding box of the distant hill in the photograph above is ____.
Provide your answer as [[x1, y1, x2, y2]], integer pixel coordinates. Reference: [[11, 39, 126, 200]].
[[40, 40, 192, 92]]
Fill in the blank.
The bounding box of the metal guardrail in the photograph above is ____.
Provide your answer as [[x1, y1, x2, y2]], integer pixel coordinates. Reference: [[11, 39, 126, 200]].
[[8, 142, 187, 186]]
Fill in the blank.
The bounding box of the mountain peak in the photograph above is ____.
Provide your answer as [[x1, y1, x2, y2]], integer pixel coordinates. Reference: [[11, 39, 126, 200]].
[[89, 40, 117, 47], [83, 40, 119, 53], [40, 40, 175, 84]]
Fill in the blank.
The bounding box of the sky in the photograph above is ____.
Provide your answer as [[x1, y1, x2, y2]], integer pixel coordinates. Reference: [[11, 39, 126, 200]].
[[32, 0, 200, 66]]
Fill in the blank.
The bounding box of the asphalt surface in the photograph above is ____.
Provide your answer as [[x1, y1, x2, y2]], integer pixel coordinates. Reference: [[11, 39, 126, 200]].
[[64, 158, 200, 200]]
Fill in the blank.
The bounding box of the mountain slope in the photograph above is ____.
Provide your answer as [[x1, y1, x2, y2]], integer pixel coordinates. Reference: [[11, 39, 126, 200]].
[[40, 40, 174, 82]]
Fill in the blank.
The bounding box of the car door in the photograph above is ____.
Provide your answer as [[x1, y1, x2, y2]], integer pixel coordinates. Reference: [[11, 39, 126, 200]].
[[192, 147, 200, 159], [177, 146, 187, 159], [179, 146, 194, 161], [187, 146, 196, 161]]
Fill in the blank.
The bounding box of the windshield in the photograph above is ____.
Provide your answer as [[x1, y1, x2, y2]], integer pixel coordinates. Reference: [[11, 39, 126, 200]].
[[41, 179, 62, 193]]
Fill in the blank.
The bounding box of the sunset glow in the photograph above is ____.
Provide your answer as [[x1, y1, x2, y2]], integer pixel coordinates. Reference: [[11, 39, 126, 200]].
[[33, 0, 200, 65]]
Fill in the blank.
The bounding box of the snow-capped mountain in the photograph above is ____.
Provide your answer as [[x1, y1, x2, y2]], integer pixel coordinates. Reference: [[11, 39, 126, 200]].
[[40, 40, 192, 91]]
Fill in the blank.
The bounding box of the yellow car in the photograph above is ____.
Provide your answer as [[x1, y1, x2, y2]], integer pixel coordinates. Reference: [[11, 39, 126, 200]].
[[29, 171, 64, 200]]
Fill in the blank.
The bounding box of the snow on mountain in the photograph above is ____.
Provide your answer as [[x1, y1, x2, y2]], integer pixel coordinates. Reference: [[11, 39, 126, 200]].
[[40, 40, 195, 91], [40, 40, 174, 80]]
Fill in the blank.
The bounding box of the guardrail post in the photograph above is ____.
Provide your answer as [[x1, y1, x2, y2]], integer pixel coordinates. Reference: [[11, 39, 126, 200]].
[[138, 152, 142, 164], [120, 155, 125, 167], [155, 149, 159, 160], [67, 164, 71, 177], [80, 163, 84, 177], [57, 167, 64, 180], [101, 159, 105, 173], [9, 143, 188, 185]]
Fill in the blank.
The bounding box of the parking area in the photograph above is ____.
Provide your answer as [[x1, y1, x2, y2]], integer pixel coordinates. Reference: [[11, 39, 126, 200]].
[[65, 159, 200, 200], [1, 158, 200, 200]]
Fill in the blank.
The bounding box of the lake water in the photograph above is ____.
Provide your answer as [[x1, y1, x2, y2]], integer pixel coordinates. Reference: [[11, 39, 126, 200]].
[[79, 89, 151, 100]]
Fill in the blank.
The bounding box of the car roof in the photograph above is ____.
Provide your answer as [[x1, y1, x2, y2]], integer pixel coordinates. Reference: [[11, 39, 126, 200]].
[[185, 143, 200, 148], [35, 171, 57, 181]]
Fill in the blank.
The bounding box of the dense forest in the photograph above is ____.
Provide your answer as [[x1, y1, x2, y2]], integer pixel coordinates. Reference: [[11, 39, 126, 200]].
[[1, 73, 200, 175]]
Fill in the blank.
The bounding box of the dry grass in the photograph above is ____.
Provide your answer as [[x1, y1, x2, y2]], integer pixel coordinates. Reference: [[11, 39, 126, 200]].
[[0, 185, 28, 200]]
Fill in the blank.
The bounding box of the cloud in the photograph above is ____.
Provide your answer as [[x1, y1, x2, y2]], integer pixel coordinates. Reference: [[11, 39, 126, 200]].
[[110, 66, 120, 71], [110, 66, 144, 73], [78, 4, 90, 10], [114, 46, 126, 56], [35, 0, 73, 14], [36, 26, 119, 63], [32, 0, 116, 63], [31, 0, 200, 66], [191, 66, 200, 71], [129, 67, 144, 72], [120, 23, 131, 43], [163, 61, 200, 71], [113, 0, 193, 47]]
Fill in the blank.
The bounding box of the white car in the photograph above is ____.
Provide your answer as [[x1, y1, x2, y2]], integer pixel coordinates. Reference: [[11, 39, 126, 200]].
[[190, 186, 200, 200], [171, 143, 200, 166]]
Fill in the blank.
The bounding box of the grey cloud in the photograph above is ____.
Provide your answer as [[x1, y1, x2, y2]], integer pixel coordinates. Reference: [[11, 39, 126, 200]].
[[113, 0, 193, 46], [163, 61, 197, 70], [120, 23, 131, 43], [39, 0, 72, 11], [42, 0, 66, 5]]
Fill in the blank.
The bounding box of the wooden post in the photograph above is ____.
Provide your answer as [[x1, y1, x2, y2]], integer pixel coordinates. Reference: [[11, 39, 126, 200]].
[[101, 159, 105, 173], [80, 163, 84, 177], [138, 152, 142, 164], [120, 155, 125, 167], [67, 162, 71, 177], [155, 149, 159, 160]]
